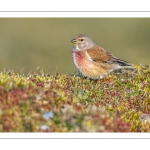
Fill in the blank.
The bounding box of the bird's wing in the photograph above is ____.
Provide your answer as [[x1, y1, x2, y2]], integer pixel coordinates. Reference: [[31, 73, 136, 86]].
[[86, 45, 115, 63], [86, 45, 132, 66]]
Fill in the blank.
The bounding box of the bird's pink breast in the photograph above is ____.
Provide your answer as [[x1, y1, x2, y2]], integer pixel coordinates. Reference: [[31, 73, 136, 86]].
[[72, 50, 106, 78], [72, 50, 92, 69], [72, 51, 84, 66]]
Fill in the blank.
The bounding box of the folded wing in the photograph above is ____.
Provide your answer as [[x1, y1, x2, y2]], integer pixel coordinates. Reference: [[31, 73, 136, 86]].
[[86, 45, 133, 67]]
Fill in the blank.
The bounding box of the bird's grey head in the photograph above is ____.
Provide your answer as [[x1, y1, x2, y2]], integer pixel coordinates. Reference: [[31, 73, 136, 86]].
[[71, 34, 96, 51]]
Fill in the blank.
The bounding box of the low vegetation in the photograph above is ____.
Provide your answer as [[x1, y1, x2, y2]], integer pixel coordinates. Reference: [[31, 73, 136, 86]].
[[0, 66, 150, 132]]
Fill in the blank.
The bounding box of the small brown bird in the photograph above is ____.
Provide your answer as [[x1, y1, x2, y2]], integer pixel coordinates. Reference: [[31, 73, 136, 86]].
[[71, 34, 134, 79]]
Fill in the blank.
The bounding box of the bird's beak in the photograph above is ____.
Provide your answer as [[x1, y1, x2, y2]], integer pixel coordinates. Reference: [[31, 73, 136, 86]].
[[71, 38, 77, 44]]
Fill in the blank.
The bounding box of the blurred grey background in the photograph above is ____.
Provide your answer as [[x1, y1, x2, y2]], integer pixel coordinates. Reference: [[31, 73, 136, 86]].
[[0, 18, 150, 75]]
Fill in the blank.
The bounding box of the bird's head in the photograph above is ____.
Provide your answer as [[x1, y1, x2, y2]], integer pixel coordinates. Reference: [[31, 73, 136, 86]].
[[71, 34, 96, 51]]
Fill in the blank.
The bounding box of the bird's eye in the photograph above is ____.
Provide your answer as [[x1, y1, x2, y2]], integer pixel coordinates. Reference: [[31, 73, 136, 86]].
[[80, 39, 84, 42]]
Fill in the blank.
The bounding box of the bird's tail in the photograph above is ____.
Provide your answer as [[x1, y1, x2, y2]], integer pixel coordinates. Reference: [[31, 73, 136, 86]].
[[115, 58, 132, 66], [115, 58, 135, 69], [119, 65, 135, 69]]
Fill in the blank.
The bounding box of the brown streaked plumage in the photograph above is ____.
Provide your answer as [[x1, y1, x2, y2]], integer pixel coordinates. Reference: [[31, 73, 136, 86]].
[[71, 34, 134, 79]]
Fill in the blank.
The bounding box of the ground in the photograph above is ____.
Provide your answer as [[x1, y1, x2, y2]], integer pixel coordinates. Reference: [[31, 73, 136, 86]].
[[0, 66, 150, 132]]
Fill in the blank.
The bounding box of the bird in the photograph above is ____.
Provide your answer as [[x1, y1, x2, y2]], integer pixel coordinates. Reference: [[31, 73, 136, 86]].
[[71, 34, 135, 79]]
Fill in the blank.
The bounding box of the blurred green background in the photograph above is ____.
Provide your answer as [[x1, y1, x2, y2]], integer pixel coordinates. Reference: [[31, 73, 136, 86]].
[[0, 18, 150, 75]]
